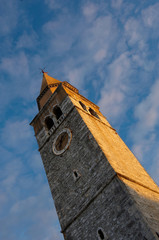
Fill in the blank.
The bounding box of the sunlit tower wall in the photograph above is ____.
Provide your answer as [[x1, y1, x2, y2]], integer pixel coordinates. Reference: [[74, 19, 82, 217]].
[[30, 73, 159, 240]]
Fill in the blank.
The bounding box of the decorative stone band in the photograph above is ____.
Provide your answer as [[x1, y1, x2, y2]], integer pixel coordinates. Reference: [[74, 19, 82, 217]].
[[63, 81, 79, 93]]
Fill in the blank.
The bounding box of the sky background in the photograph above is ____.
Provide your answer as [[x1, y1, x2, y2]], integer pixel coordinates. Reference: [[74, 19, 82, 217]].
[[0, 0, 159, 239]]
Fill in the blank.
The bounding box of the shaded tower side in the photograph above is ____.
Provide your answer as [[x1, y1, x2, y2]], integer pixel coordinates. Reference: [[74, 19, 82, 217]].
[[30, 76, 159, 240]]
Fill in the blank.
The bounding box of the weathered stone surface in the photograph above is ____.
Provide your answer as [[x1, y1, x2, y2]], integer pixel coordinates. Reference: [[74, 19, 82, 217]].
[[41, 104, 116, 230], [31, 76, 159, 240], [64, 177, 157, 240]]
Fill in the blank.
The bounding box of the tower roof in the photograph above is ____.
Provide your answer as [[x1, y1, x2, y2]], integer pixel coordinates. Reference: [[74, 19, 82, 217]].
[[40, 72, 61, 94]]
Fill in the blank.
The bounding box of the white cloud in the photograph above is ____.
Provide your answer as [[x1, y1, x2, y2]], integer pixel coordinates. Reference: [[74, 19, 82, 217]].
[[43, 18, 78, 54], [84, 15, 116, 51], [0, 155, 23, 181], [111, 0, 123, 9], [16, 31, 38, 49], [82, 2, 98, 19], [99, 88, 125, 118], [1, 119, 33, 153], [11, 196, 36, 213], [0, 145, 63, 240], [45, 0, 62, 10], [134, 79, 159, 134], [142, 2, 159, 29], [125, 2, 159, 51], [130, 79, 159, 184], [0, 52, 29, 77], [98, 52, 131, 121], [0, 0, 19, 36], [0, 80, 14, 115], [42, 11, 119, 93], [124, 17, 146, 49], [131, 54, 154, 72], [0, 192, 7, 209], [0, 52, 41, 102], [150, 149, 159, 185], [67, 67, 84, 88], [94, 49, 107, 63]]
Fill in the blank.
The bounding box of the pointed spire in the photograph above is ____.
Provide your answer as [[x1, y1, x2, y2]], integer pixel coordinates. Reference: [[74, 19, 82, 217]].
[[37, 72, 79, 110], [36, 72, 62, 110], [40, 72, 61, 94]]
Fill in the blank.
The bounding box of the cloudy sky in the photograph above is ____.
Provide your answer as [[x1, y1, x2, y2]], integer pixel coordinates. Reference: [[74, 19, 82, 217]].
[[0, 0, 159, 239]]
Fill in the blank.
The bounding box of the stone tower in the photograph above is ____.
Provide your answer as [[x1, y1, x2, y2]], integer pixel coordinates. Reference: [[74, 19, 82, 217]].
[[30, 73, 159, 240]]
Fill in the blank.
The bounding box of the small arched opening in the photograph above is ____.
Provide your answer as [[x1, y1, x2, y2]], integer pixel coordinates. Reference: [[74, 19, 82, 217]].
[[45, 116, 54, 130], [53, 105, 63, 120], [97, 228, 107, 240], [89, 107, 100, 119], [73, 170, 80, 181], [79, 101, 87, 111]]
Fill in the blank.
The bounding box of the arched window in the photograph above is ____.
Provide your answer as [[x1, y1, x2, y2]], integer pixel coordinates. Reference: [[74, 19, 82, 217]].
[[53, 105, 63, 120], [45, 116, 54, 130], [97, 228, 107, 240], [79, 101, 87, 111], [89, 107, 100, 119]]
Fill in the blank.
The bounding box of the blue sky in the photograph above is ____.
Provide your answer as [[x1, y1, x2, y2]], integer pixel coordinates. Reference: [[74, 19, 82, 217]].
[[0, 0, 159, 239]]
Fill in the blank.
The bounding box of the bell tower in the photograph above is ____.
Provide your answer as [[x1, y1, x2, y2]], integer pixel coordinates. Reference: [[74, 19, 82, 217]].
[[30, 73, 159, 240]]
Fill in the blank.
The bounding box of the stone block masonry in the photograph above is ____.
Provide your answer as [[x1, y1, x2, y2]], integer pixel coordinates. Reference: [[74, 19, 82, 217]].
[[30, 74, 159, 240]]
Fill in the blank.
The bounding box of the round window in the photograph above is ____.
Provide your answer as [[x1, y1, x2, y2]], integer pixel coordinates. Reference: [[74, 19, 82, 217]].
[[52, 128, 72, 155]]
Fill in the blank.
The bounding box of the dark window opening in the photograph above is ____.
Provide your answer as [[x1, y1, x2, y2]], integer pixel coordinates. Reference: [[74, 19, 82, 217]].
[[98, 229, 105, 240], [73, 170, 80, 181], [53, 106, 63, 120], [97, 228, 107, 240], [79, 101, 87, 111], [45, 117, 54, 130], [156, 232, 159, 238], [89, 108, 100, 119]]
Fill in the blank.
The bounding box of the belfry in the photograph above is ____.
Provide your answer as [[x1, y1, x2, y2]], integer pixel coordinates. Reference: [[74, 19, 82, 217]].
[[30, 73, 159, 240]]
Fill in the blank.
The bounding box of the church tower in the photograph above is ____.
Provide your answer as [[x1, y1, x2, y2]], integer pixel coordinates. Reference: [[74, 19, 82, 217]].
[[30, 73, 159, 240]]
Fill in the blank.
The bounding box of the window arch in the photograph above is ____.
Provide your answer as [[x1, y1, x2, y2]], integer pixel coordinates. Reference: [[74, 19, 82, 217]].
[[89, 107, 100, 119], [45, 116, 54, 130], [53, 105, 63, 120]]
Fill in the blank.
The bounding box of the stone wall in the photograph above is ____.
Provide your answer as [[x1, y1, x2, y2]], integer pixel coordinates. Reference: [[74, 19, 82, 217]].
[[64, 176, 157, 240], [33, 85, 159, 240]]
